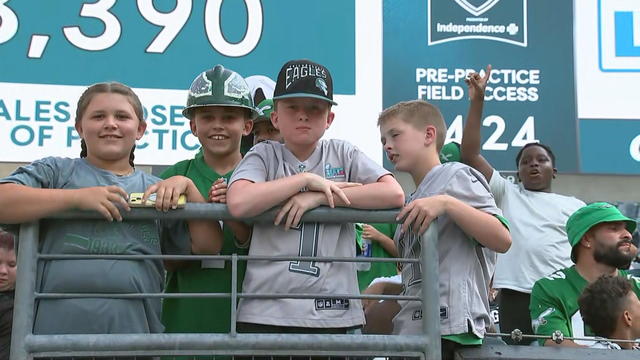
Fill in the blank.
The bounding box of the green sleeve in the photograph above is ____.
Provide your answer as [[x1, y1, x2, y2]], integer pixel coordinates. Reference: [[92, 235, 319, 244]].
[[160, 165, 179, 180], [160, 160, 191, 180], [389, 222, 398, 236], [530, 281, 570, 345], [355, 224, 363, 251], [371, 223, 397, 238], [442, 333, 483, 345], [495, 214, 510, 230], [623, 271, 640, 297]]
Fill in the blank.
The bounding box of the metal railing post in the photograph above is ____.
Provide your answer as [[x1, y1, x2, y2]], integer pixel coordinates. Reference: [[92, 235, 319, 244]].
[[421, 223, 441, 360], [10, 222, 40, 360], [231, 253, 238, 336]]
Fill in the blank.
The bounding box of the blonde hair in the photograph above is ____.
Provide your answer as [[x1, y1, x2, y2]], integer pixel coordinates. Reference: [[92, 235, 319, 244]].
[[378, 100, 446, 152], [75, 82, 145, 167]]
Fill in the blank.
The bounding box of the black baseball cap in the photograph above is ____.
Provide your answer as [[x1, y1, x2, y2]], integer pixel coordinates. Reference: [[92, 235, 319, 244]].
[[273, 59, 337, 105]]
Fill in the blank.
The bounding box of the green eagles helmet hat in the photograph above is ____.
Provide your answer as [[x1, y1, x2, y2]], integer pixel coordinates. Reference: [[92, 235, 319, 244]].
[[440, 142, 461, 163], [273, 59, 337, 105], [183, 64, 260, 120], [254, 99, 274, 124], [566, 202, 637, 262]]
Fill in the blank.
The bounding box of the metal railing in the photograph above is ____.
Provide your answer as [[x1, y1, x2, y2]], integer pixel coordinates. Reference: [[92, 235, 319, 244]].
[[9, 204, 441, 360]]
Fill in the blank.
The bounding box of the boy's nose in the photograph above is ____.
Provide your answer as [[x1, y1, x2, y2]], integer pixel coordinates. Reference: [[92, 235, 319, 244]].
[[296, 110, 309, 121], [212, 120, 224, 129]]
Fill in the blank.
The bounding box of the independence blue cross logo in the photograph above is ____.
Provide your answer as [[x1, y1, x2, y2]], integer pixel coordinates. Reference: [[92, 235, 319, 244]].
[[598, 0, 640, 71], [428, 0, 527, 47]]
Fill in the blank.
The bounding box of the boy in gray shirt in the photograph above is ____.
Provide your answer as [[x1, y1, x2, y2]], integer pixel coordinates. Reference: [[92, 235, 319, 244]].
[[378, 100, 511, 359], [227, 59, 404, 332]]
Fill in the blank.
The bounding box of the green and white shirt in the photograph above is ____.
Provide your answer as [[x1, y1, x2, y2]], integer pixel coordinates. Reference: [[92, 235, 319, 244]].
[[530, 266, 640, 345]]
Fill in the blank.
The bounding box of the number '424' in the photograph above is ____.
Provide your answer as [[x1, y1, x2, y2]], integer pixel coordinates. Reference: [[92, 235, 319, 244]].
[[446, 115, 538, 151]]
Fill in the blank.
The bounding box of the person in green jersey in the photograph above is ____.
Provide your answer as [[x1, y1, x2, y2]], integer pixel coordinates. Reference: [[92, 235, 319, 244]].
[[355, 223, 398, 291], [530, 202, 639, 347], [161, 65, 258, 341]]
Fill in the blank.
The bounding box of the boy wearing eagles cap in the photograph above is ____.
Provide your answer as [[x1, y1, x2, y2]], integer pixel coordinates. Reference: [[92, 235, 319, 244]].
[[227, 59, 404, 333], [530, 202, 639, 347]]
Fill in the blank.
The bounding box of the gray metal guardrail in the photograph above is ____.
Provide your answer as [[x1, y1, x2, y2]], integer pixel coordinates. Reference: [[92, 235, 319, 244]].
[[9, 204, 441, 360]]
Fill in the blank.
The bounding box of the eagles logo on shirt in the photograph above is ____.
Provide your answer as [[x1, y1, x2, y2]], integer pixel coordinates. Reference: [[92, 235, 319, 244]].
[[531, 307, 554, 332], [324, 163, 346, 179]]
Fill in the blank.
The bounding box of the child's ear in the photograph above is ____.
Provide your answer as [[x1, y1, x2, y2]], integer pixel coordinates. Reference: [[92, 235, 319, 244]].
[[325, 111, 335, 129], [552, 167, 558, 179], [623, 309, 633, 327], [136, 120, 147, 140], [271, 111, 279, 130], [424, 125, 436, 146], [75, 122, 84, 138], [243, 119, 254, 136], [190, 119, 197, 136]]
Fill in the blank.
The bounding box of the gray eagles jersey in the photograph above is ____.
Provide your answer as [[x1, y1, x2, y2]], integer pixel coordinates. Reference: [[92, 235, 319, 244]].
[[229, 139, 390, 328], [393, 162, 504, 338]]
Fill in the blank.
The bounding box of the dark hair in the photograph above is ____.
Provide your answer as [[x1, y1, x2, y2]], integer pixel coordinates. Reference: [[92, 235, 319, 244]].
[[76, 82, 145, 167], [0, 231, 15, 252], [515, 142, 556, 168], [578, 275, 631, 337]]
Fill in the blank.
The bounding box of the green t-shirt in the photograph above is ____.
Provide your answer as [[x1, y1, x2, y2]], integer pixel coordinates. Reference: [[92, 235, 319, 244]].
[[530, 266, 640, 345], [160, 153, 248, 335], [356, 223, 398, 291]]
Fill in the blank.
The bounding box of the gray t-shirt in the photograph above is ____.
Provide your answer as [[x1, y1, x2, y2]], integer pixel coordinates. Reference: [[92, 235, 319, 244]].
[[393, 162, 503, 338], [0, 157, 191, 334], [229, 139, 390, 328]]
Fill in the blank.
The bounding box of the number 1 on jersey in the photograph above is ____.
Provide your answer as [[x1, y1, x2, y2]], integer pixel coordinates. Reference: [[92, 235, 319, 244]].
[[289, 222, 320, 277]]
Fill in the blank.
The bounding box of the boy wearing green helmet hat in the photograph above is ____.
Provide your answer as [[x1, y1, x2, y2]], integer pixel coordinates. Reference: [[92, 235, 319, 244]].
[[161, 65, 256, 338], [252, 99, 283, 145], [530, 202, 640, 347]]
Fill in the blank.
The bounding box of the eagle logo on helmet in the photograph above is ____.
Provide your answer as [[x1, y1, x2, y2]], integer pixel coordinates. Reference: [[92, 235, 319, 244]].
[[224, 73, 250, 99], [315, 78, 328, 96], [189, 72, 213, 98]]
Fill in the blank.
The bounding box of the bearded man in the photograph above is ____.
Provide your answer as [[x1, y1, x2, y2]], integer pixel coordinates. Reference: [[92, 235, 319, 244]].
[[529, 202, 639, 347]]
